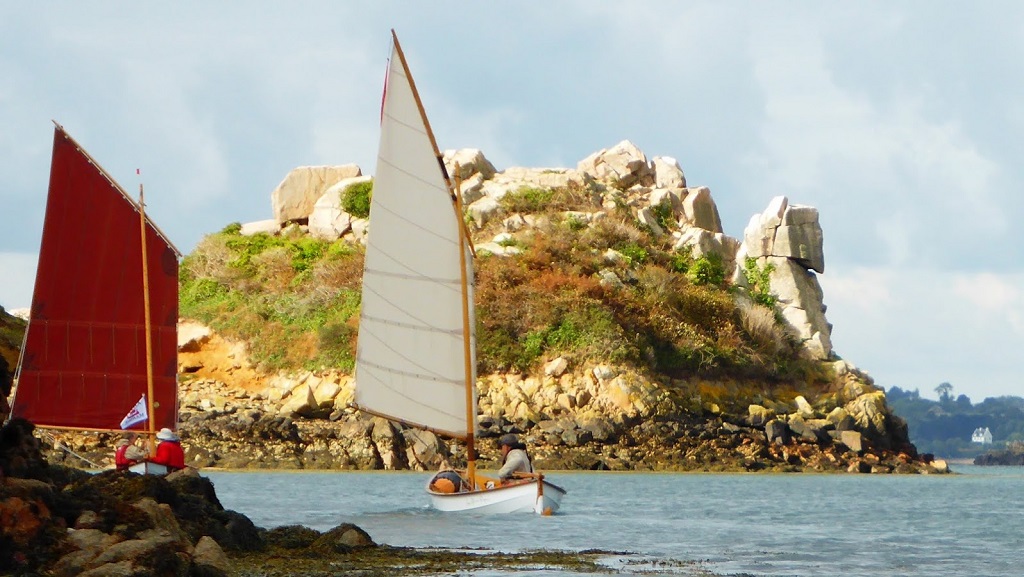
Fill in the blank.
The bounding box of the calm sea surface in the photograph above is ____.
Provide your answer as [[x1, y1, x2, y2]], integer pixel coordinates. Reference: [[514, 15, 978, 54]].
[[205, 465, 1022, 576]]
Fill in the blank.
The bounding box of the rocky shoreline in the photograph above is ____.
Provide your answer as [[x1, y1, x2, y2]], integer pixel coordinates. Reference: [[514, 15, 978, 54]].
[[35, 324, 950, 479]]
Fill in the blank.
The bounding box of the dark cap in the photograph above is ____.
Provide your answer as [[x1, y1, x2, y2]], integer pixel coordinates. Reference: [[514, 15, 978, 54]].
[[499, 433, 518, 447]]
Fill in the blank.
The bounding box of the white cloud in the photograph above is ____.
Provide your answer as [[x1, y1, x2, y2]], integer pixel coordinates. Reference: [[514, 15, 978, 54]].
[[744, 11, 1003, 268], [952, 273, 1024, 334], [822, 266, 1022, 400]]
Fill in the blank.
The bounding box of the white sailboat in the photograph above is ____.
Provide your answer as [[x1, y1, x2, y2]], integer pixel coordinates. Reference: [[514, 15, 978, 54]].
[[352, 30, 566, 514]]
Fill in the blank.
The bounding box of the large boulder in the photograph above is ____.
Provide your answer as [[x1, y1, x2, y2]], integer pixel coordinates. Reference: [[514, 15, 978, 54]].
[[743, 196, 824, 273], [679, 186, 723, 233], [308, 175, 371, 240], [576, 140, 653, 189], [652, 156, 686, 189], [741, 196, 832, 359], [443, 148, 497, 181], [271, 165, 362, 224]]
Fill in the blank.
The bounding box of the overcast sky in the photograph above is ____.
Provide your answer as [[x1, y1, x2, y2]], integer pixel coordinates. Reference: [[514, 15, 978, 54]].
[[2, 2, 1021, 402]]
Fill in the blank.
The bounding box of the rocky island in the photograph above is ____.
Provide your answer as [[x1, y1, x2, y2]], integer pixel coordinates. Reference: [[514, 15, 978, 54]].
[[1, 140, 949, 574], [13, 140, 946, 476], [973, 441, 1024, 465]]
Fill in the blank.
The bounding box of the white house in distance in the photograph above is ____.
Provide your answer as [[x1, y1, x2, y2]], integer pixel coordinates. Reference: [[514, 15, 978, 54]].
[[971, 427, 993, 444]]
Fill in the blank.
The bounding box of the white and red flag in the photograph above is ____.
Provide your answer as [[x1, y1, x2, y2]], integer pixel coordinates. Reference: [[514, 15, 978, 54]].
[[119, 394, 148, 429]]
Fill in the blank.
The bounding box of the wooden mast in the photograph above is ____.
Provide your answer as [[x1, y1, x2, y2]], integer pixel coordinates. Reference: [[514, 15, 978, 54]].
[[390, 29, 478, 486], [452, 162, 477, 487], [139, 179, 158, 454]]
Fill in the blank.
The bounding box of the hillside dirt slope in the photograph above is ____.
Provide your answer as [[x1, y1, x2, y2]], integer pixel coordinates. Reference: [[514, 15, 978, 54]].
[[179, 332, 264, 393]]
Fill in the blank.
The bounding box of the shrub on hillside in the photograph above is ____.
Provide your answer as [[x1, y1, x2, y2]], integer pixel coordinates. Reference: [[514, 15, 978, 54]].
[[615, 242, 648, 266], [650, 199, 676, 232], [341, 180, 373, 219], [742, 257, 777, 308], [686, 253, 726, 287], [500, 186, 553, 213], [738, 301, 789, 357], [580, 216, 645, 251], [475, 257, 636, 373]]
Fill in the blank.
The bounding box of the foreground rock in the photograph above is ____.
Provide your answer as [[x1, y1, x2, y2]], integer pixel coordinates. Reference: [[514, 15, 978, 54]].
[[0, 418, 375, 575], [2, 417, 659, 576]]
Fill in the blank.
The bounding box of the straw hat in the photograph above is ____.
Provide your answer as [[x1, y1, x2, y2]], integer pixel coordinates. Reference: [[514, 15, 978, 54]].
[[156, 428, 179, 441]]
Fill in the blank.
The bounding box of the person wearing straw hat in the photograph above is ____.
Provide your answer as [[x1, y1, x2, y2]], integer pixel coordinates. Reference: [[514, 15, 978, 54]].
[[148, 428, 185, 472]]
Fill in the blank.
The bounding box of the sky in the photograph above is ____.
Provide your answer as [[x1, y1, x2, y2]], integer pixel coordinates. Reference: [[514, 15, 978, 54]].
[[1, 2, 1022, 402]]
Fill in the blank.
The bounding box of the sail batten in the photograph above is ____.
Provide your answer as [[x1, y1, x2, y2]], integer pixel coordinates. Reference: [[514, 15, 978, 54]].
[[11, 126, 179, 433], [353, 34, 477, 439]]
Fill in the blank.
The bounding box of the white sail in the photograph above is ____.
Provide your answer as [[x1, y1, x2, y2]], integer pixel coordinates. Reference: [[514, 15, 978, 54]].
[[354, 37, 477, 438]]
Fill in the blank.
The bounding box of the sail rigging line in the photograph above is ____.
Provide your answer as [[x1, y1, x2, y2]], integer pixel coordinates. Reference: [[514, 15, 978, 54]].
[[41, 431, 102, 468], [362, 266, 462, 289], [355, 324, 465, 392], [355, 355, 466, 391], [369, 157, 459, 237], [361, 259, 463, 299], [379, 111, 431, 143], [358, 311, 462, 336], [359, 272, 461, 322], [352, 369, 465, 427]]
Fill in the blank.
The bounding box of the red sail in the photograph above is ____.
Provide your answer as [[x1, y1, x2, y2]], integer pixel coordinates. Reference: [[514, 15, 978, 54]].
[[12, 126, 179, 432]]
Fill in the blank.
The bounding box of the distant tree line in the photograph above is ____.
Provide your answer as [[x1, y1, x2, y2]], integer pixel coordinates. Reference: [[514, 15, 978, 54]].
[[886, 383, 1024, 458]]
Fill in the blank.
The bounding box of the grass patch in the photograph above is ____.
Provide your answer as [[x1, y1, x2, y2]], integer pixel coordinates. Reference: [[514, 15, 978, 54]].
[[180, 228, 364, 372]]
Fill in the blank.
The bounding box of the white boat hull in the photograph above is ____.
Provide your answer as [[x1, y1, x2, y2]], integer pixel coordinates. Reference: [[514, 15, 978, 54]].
[[427, 479, 567, 514], [127, 462, 169, 475]]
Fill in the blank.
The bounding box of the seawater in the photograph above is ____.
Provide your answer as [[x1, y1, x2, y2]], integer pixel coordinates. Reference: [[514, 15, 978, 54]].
[[205, 465, 1023, 576]]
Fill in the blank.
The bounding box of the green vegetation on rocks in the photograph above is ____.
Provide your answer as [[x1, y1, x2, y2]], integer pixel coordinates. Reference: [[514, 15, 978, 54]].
[[1, 306, 26, 368], [498, 184, 589, 213], [0, 306, 25, 408], [742, 257, 777, 308], [179, 224, 363, 372], [180, 183, 821, 387]]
